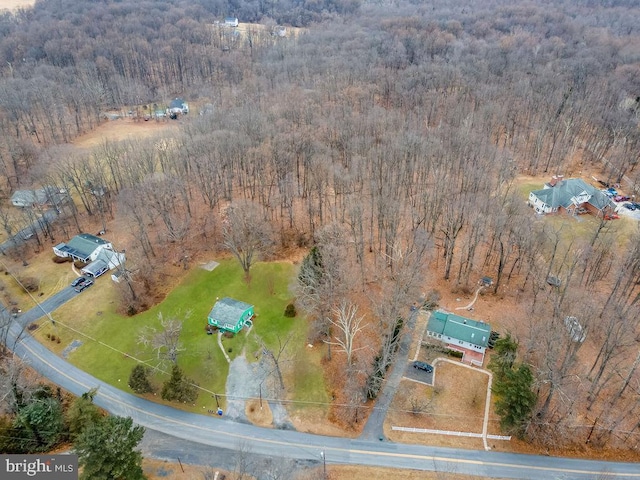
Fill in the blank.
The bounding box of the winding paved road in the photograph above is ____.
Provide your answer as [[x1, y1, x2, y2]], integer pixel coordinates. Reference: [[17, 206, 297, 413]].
[[4, 298, 640, 478]]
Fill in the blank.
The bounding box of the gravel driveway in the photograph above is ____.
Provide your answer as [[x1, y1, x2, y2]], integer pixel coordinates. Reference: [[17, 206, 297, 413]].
[[224, 353, 294, 429]]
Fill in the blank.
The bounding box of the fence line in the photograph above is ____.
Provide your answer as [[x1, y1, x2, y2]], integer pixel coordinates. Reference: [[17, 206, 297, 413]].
[[391, 425, 511, 441]]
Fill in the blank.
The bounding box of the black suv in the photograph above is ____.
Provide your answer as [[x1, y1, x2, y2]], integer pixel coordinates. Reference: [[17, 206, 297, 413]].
[[71, 277, 87, 287], [74, 279, 94, 293], [413, 361, 433, 373]]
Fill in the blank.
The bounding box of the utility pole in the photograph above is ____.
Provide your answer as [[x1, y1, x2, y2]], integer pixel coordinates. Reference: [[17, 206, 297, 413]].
[[320, 451, 326, 479]]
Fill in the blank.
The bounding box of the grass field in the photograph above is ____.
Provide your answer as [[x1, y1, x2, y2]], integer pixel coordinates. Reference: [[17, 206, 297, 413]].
[[33, 258, 325, 413], [385, 361, 492, 451]]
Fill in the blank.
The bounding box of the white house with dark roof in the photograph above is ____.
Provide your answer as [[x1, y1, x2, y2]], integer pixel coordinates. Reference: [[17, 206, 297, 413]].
[[224, 16, 239, 27], [54, 233, 124, 275], [168, 98, 189, 116], [528, 176, 614, 217], [81, 249, 126, 278], [54, 234, 112, 263], [11, 186, 69, 208], [426, 310, 491, 366]]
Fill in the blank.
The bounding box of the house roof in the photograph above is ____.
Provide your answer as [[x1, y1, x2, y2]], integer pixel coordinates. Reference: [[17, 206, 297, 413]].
[[208, 297, 253, 326], [169, 98, 186, 109], [56, 233, 109, 260], [94, 248, 124, 269], [427, 311, 491, 348], [11, 186, 66, 206], [530, 178, 614, 211], [11, 190, 40, 205], [82, 259, 107, 275]]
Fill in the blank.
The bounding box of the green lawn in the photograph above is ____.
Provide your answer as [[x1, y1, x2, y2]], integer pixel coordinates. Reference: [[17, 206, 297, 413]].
[[516, 181, 542, 200], [38, 258, 326, 413]]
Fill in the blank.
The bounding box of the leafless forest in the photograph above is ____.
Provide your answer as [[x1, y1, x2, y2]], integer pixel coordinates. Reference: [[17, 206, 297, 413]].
[[1, 0, 640, 451]]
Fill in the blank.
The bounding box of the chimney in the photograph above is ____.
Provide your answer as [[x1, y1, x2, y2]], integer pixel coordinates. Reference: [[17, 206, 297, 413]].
[[549, 175, 558, 187], [557, 174, 564, 185]]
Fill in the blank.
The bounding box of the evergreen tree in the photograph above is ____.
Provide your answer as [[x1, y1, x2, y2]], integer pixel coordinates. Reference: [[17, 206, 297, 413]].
[[488, 333, 519, 382], [128, 365, 154, 394], [493, 364, 537, 437], [297, 247, 324, 292], [14, 396, 65, 452], [284, 303, 297, 317], [66, 388, 103, 441], [489, 336, 537, 437], [75, 416, 145, 480], [0, 415, 21, 453], [161, 364, 198, 403]]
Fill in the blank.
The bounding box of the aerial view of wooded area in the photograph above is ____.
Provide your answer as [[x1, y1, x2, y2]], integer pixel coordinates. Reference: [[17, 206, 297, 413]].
[[0, 0, 639, 477]]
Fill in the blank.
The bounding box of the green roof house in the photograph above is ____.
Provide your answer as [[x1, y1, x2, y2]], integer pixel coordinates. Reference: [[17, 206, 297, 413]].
[[426, 310, 491, 366], [208, 297, 254, 333], [528, 176, 614, 217], [53, 234, 113, 263]]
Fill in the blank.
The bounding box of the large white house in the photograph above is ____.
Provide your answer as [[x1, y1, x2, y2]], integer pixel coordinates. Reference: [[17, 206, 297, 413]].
[[54, 233, 124, 276], [528, 176, 614, 217]]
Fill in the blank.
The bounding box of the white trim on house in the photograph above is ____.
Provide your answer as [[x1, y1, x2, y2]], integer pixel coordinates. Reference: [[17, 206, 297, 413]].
[[426, 330, 487, 354]]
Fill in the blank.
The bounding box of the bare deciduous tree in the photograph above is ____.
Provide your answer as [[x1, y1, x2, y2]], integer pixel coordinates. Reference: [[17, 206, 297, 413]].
[[223, 200, 273, 279], [0, 354, 38, 414], [137, 312, 188, 366], [326, 301, 367, 367]]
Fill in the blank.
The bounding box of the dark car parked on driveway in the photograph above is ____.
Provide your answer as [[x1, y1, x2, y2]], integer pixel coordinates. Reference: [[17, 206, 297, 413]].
[[70, 276, 88, 287], [74, 279, 93, 293], [413, 361, 433, 373]]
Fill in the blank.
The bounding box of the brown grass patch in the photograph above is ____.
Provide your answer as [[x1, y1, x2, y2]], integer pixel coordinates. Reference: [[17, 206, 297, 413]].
[[143, 458, 501, 480], [325, 465, 500, 480], [290, 406, 357, 437], [245, 398, 273, 427], [143, 458, 236, 480], [71, 117, 179, 150], [385, 361, 490, 451], [0, 248, 84, 313]]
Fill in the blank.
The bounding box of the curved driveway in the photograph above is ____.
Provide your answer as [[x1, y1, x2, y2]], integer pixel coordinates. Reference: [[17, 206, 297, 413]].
[[5, 301, 640, 478]]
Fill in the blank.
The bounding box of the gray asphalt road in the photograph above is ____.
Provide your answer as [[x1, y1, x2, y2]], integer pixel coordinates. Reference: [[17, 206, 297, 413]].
[[0, 208, 60, 254], [16, 287, 78, 324], [6, 317, 640, 479], [360, 309, 418, 441]]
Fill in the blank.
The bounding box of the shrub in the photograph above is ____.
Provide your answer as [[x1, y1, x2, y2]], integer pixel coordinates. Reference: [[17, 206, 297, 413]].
[[446, 349, 464, 359], [73, 260, 87, 269], [284, 303, 296, 317], [52, 255, 71, 264], [422, 289, 441, 311], [19, 276, 39, 292]]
